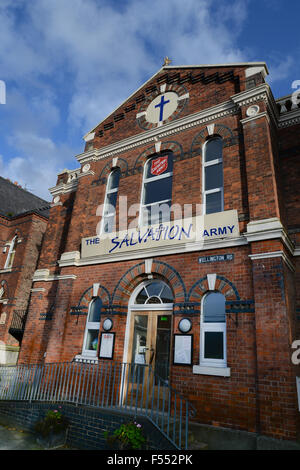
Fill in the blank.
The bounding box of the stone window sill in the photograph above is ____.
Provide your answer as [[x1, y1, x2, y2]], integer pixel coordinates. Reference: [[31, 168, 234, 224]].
[[193, 365, 231, 377], [74, 354, 98, 364]]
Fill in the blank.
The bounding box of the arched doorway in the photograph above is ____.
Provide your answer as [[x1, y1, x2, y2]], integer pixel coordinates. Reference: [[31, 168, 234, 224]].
[[124, 279, 174, 402]]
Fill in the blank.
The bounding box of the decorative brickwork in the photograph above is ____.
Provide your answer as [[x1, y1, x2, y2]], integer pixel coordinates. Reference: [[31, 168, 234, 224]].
[[191, 123, 237, 157], [93, 157, 129, 185], [112, 259, 186, 305], [188, 274, 240, 302], [133, 140, 184, 173], [77, 284, 111, 309]]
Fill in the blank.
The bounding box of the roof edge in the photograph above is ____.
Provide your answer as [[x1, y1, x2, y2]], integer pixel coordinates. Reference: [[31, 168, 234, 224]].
[[164, 61, 268, 72], [0, 208, 50, 221]]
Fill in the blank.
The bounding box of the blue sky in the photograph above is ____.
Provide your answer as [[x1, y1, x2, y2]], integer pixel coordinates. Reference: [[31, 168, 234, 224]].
[[0, 0, 299, 200]]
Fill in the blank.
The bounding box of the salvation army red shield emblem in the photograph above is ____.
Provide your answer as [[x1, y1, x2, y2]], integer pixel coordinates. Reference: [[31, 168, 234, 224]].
[[150, 156, 168, 176]]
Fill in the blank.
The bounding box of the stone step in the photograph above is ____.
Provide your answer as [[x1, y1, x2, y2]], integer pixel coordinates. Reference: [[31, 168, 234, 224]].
[[188, 429, 208, 450], [188, 440, 209, 450], [159, 419, 208, 450]]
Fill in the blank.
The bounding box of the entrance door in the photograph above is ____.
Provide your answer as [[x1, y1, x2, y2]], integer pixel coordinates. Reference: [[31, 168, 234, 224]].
[[125, 310, 172, 408]]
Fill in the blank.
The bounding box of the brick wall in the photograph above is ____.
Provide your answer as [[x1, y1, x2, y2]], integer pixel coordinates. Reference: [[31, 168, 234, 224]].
[[0, 401, 175, 450], [0, 213, 48, 349]]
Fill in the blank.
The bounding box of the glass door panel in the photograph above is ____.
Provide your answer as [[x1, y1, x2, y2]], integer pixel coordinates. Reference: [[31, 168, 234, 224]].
[[130, 315, 148, 384], [154, 315, 171, 384]]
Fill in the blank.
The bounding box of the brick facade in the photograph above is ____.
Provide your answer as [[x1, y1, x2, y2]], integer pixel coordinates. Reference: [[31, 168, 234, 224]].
[[0, 182, 49, 364], [17, 63, 300, 442]]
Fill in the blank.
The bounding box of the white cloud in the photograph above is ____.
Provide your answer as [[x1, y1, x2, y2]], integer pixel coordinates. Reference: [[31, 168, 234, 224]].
[[267, 55, 295, 84], [0, 0, 251, 198], [25, 0, 248, 131], [1, 133, 76, 200]]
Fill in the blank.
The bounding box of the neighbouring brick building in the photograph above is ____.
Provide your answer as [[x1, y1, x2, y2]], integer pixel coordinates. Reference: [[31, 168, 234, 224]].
[[0, 177, 49, 364], [18, 61, 300, 444]]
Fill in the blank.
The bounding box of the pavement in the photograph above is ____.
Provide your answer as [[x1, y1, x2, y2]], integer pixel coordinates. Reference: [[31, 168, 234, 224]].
[[0, 423, 74, 450], [0, 423, 43, 450]]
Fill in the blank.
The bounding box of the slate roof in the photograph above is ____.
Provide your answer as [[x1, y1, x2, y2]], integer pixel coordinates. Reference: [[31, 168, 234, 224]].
[[0, 177, 50, 219]]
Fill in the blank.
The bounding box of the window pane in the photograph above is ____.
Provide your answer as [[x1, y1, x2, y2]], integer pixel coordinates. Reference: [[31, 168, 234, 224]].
[[205, 138, 223, 162], [109, 169, 120, 190], [205, 163, 223, 191], [135, 288, 148, 304], [160, 285, 173, 303], [142, 201, 171, 226], [146, 281, 164, 297], [206, 191, 222, 214], [203, 292, 225, 322], [104, 192, 117, 214], [88, 298, 102, 322], [131, 315, 148, 364], [103, 215, 115, 233], [102, 169, 120, 233], [141, 206, 152, 226], [143, 177, 172, 205], [7, 252, 15, 268], [204, 332, 224, 359], [85, 329, 99, 351], [146, 153, 173, 179], [146, 296, 161, 304], [155, 315, 172, 382], [135, 282, 173, 304]]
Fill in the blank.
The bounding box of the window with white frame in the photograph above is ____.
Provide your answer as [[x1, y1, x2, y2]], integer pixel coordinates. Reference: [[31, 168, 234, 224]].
[[134, 280, 173, 305], [4, 235, 17, 269], [82, 297, 102, 357], [140, 152, 173, 227], [101, 168, 121, 234], [200, 291, 227, 367], [203, 137, 224, 214]]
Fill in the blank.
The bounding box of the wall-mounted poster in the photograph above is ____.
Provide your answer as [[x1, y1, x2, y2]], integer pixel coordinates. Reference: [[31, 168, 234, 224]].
[[99, 332, 115, 359], [173, 334, 193, 365]]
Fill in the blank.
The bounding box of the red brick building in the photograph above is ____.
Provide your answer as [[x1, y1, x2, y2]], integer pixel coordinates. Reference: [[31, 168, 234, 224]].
[[18, 62, 300, 444], [0, 177, 49, 364]]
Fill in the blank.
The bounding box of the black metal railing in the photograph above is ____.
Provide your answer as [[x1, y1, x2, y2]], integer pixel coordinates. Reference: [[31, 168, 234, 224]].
[[8, 310, 28, 342], [0, 360, 196, 449]]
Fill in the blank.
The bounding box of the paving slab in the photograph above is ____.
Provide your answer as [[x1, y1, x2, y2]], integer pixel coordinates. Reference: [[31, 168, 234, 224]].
[[0, 424, 74, 450]]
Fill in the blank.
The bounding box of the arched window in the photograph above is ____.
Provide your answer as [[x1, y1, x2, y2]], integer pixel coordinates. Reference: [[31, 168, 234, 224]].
[[203, 137, 224, 214], [134, 280, 173, 305], [0, 285, 4, 299], [101, 168, 121, 234], [140, 152, 173, 226], [4, 235, 17, 269], [82, 297, 102, 357], [200, 291, 226, 367]]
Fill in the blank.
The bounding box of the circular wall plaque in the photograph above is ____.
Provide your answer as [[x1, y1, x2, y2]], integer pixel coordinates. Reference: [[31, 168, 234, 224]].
[[178, 318, 192, 333], [102, 318, 113, 331], [136, 83, 189, 130], [82, 163, 90, 173], [145, 92, 179, 124], [246, 105, 260, 117]]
